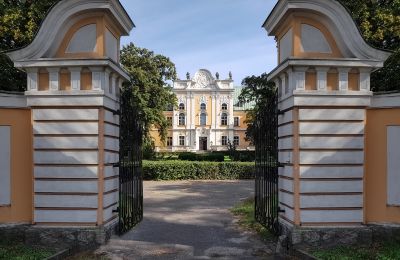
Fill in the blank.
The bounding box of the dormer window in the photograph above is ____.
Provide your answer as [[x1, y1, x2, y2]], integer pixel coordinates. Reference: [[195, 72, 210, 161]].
[[179, 103, 185, 111], [200, 103, 206, 110], [221, 103, 227, 110]]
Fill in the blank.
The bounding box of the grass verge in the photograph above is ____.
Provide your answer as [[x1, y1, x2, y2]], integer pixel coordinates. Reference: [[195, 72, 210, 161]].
[[312, 241, 400, 260], [0, 241, 55, 260], [230, 198, 273, 241]]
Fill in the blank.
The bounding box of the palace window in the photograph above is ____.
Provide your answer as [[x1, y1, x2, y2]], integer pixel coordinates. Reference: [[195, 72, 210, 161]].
[[167, 116, 173, 126], [179, 113, 185, 126], [221, 113, 228, 126], [234, 136, 240, 146], [179, 103, 185, 110], [221, 103, 227, 110], [179, 136, 185, 146], [222, 136, 228, 146], [234, 117, 239, 127], [200, 103, 206, 110], [167, 137, 173, 146], [200, 113, 207, 126]]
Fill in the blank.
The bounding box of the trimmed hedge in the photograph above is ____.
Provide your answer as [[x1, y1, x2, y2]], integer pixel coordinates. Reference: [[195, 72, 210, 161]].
[[143, 160, 255, 180], [178, 152, 225, 162]]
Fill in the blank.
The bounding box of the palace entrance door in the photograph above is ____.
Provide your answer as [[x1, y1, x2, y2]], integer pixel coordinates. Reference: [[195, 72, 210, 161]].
[[199, 137, 207, 151]]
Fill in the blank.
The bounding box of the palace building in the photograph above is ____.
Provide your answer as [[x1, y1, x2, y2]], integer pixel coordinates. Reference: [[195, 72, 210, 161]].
[[150, 69, 255, 152]]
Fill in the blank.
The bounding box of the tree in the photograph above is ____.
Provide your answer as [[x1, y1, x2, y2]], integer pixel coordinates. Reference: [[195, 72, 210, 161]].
[[339, 0, 400, 92], [238, 73, 276, 143], [0, 0, 61, 91], [120, 43, 177, 143]]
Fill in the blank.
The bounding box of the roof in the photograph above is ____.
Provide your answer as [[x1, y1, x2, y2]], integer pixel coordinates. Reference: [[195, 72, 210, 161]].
[[233, 87, 255, 111]]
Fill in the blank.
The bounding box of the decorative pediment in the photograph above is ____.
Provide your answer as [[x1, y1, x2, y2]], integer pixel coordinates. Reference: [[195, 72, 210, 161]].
[[263, 0, 391, 62], [193, 69, 215, 89], [6, 0, 134, 62]]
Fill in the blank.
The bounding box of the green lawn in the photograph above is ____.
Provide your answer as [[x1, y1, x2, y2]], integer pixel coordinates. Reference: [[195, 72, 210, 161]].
[[230, 198, 273, 240], [0, 242, 55, 260], [312, 241, 400, 260]]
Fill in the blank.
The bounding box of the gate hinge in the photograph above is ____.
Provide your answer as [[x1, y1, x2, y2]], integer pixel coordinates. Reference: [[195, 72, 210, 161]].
[[112, 207, 119, 213], [277, 162, 285, 168], [113, 162, 120, 168], [278, 207, 286, 213], [113, 109, 121, 116], [277, 109, 285, 115]]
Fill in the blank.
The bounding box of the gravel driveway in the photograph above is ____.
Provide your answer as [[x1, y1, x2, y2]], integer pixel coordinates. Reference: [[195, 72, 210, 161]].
[[96, 180, 277, 259]]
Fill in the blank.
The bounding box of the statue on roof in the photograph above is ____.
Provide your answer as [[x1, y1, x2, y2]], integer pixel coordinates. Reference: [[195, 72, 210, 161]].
[[229, 71, 232, 80], [215, 72, 219, 80], [186, 72, 190, 80]]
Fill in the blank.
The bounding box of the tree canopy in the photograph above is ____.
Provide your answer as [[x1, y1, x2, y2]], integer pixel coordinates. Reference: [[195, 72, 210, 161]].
[[238, 73, 276, 143], [120, 43, 177, 143], [339, 0, 400, 92], [0, 0, 61, 91]]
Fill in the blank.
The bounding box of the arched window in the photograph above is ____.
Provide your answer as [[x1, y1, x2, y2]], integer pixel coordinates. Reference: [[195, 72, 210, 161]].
[[179, 103, 185, 110], [179, 113, 185, 126], [200, 103, 206, 110], [221, 103, 227, 110], [221, 113, 228, 126], [200, 113, 207, 126]]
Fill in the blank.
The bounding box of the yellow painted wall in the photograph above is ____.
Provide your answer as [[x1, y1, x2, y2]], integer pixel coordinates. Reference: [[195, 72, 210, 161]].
[[327, 70, 339, 91], [0, 109, 33, 224], [81, 70, 92, 90], [59, 70, 71, 91], [305, 71, 317, 90], [365, 108, 400, 224], [38, 70, 49, 91], [348, 70, 360, 91]]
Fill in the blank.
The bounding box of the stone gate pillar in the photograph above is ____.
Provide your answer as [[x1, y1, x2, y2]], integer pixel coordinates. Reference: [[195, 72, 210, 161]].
[[263, 0, 391, 247], [5, 0, 134, 244]]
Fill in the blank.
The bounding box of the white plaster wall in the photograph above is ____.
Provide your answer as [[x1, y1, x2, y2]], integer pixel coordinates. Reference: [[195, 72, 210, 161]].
[[35, 166, 98, 179], [33, 122, 98, 135], [299, 151, 364, 164], [299, 109, 365, 121], [300, 194, 363, 208], [300, 136, 364, 149], [35, 180, 98, 193], [299, 122, 364, 135], [300, 166, 363, 179], [300, 180, 363, 193], [35, 195, 98, 208], [34, 136, 98, 149], [301, 210, 362, 223], [35, 210, 97, 223], [33, 109, 98, 120]]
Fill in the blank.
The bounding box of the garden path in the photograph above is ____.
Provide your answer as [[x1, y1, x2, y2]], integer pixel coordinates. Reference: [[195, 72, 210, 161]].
[[96, 180, 278, 259]]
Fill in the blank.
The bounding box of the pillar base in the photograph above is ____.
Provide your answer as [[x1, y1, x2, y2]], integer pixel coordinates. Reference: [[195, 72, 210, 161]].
[[0, 219, 118, 254], [277, 221, 400, 255]]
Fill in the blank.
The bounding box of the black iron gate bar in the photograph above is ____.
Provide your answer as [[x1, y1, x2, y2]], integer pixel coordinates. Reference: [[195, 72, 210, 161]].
[[254, 89, 281, 235], [118, 88, 143, 234]]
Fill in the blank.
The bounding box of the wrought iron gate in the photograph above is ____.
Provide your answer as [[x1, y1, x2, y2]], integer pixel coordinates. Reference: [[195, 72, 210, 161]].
[[118, 88, 143, 234], [254, 89, 280, 235]]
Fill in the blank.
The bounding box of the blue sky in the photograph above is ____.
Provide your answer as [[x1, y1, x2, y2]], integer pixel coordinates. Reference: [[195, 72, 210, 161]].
[[119, 0, 278, 85]]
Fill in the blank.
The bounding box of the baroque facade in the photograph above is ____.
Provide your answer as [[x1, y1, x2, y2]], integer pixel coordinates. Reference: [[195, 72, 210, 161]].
[[150, 69, 254, 152]]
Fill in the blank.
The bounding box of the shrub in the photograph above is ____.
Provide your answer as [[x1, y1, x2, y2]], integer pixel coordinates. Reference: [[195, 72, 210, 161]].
[[143, 160, 255, 180], [177, 152, 225, 162]]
